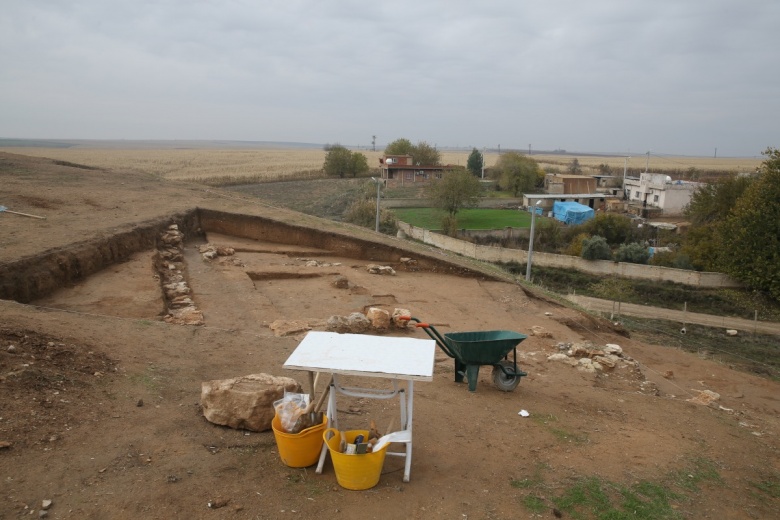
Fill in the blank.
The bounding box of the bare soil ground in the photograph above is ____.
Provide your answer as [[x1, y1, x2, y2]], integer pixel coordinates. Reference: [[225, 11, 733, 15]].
[[1, 152, 779, 519]]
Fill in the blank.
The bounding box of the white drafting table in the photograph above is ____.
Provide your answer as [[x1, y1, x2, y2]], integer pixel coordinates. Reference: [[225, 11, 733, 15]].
[[283, 331, 435, 482]]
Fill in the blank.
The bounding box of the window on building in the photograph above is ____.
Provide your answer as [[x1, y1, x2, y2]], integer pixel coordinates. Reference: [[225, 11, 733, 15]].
[[653, 195, 659, 203], [635, 191, 640, 198]]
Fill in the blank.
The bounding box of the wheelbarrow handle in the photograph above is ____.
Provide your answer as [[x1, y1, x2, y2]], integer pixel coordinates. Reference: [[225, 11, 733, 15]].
[[402, 316, 456, 359]]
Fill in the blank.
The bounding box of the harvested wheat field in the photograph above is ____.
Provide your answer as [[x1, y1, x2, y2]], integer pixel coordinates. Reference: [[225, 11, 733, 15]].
[[0, 151, 778, 519], [1, 143, 761, 186]]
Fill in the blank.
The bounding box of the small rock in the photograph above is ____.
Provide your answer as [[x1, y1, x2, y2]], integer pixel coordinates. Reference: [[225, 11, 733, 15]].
[[663, 370, 674, 379], [547, 353, 570, 362], [725, 329, 738, 336], [39, 511, 48, 518], [6, 345, 16, 353], [687, 389, 720, 406], [331, 276, 349, 289], [603, 344, 623, 356], [208, 498, 230, 509], [0, 441, 12, 449], [41, 500, 52, 510], [137, 399, 144, 407], [530, 325, 552, 338]]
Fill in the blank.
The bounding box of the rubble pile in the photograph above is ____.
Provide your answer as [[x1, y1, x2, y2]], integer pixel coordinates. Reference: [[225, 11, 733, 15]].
[[547, 341, 638, 374], [156, 225, 204, 326], [327, 307, 411, 333], [366, 264, 396, 275], [199, 243, 236, 261]]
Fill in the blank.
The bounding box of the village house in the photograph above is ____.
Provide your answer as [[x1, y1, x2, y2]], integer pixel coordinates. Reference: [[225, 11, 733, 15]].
[[623, 172, 701, 216], [379, 154, 450, 187]]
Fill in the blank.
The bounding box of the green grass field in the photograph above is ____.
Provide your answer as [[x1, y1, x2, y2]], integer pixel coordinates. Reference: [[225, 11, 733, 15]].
[[391, 207, 534, 230]]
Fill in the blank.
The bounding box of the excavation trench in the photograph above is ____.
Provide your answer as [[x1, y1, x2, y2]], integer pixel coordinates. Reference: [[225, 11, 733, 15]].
[[0, 208, 495, 304]]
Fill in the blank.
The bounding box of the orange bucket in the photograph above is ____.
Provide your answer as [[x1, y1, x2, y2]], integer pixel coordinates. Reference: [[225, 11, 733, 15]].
[[272, 414, 328, 468], [323, 428, 388, 490]]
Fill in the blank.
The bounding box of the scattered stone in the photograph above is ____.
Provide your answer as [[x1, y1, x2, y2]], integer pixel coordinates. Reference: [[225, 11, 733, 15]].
[[331, 276, 350, 289], [366, 308, 391, 329], [547, 353, 570, 362], [593, 354, 619, 369], [38, 510, 48, 518], [725, 329, 738, 336], [0, 441, 12, 449], [207, 498, 230, 509], [640, 381, 660, 396], [603, 344, 623, 356], [663, 370, 674, 379], [163, 306, 204, 326], [200, 374, 302, 432], [137, 399, 144, 407], [366, 264, 396, 276], [544, 312, 553, 316], [268, 319, 312, 337], [577, 358, 597, 373], [326, 315, 349, 332], [530, 325, 553, 338], [41, 500, 52, 510], [346, 312, 371, 332], [6, 345, 16, 353], [199, 243, 235, 261], [392, 308, 412, 328], [556, 342, 572, 351], [687, 389, 720, 406], [400, 257, 417, 267]]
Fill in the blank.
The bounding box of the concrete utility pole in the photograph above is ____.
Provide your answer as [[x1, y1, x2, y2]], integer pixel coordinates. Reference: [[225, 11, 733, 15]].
[[372, 135, 376, 152], [645, 151, 650, 173], [525, 200, 542, 282], [371, 177, 381, 232], [481, 147, 485, 179]]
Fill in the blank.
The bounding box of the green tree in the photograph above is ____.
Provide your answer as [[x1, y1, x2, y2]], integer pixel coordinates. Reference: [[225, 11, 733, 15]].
[[491, 152, 542, 196], [349, 152, 369, 178], [323, 144, 368, 178], [384, 138, 441, 165], [568, 158, 582, 174], [342, 180, 398, 235], [412, 141, 441, 166], [579, 213, 633, 246], [467, 148, 483, 177], [718, 148, 780, 299], [681, 173, 755, 270], [427, 168, 481, 217], [581, 236, 612, 260], [614, 242, 650, 264], [685, 174, 754, 225], [385, 138, 414, 156]]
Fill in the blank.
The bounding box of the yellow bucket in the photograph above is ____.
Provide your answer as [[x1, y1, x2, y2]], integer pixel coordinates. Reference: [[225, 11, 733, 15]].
[[272, 414, 328, 468], [323, 428, 388, 490]]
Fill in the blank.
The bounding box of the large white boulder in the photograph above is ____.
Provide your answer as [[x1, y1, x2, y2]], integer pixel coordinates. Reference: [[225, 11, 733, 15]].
[[201, 374, 301, 432]]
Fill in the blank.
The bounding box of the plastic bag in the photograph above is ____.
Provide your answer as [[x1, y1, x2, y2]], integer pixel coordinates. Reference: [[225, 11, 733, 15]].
[[273, 392, 311, 433]]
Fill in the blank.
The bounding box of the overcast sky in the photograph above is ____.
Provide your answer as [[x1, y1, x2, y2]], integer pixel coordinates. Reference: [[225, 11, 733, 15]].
[[1, 1, 778, 156]]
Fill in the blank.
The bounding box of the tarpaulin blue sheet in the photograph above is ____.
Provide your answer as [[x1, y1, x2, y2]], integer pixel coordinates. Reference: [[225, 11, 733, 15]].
[[552, 201, 594, 225]]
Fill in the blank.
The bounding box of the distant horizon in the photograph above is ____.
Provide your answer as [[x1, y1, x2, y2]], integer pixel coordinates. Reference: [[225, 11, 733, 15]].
[[0, 137, 765, 159]]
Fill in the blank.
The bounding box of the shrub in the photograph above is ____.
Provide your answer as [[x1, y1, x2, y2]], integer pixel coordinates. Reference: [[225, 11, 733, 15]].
[[614, 242, 650, 264], [343, 199, 398, 235], [581, 236, 612, 260]]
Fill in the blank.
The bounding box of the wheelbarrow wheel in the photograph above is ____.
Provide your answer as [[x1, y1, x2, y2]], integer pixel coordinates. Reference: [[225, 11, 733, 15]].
[[492, 361, 520, 392]]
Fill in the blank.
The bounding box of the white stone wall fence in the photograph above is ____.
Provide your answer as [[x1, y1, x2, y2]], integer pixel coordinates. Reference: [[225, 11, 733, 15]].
[[397, 221, 741, 288]]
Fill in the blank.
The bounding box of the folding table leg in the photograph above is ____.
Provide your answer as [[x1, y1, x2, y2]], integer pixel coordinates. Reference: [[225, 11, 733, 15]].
[[316, 381, 338, 474], [403, 380, 414, 482]]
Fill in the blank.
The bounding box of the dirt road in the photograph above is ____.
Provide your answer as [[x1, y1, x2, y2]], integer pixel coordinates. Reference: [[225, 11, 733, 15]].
[[566, 294, 780, 336]]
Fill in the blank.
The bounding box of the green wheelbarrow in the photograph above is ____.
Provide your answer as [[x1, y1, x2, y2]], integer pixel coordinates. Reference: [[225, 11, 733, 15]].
[[403, 317, 528, 392]]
